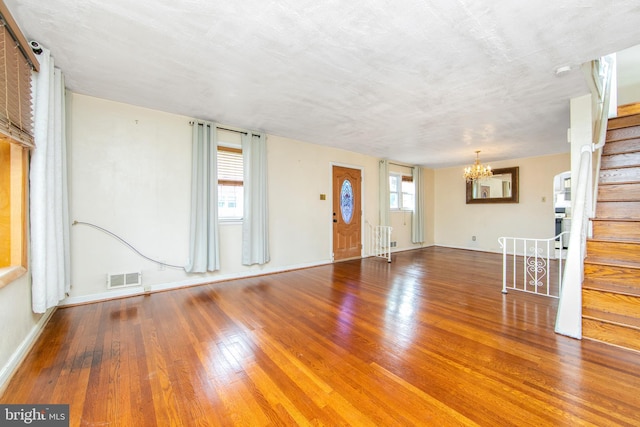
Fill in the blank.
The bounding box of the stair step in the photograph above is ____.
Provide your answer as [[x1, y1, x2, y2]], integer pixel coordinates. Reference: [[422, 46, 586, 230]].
[[584, 262, 640, 287], [596, 201, 640, 219], [617, 103, 640, 118], [599, 166, 640, 184], [584, 279, 640, 297], [607, 125, 640, 142], [603, 138, 640, 155], [582, 317, 640, 353], [592, 219, 640, 242], [583, 288, 640, 318], [607, 114, 640, 130], [583, 261, 640, 297], [586, 240, 640, 267], [597, 182, 640, 201], [583, 307, 640, 330], [600, 152, 640, 169]]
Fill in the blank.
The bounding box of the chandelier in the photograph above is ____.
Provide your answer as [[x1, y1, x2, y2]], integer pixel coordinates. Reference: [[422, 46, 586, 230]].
[[463, 150, 493, 183]]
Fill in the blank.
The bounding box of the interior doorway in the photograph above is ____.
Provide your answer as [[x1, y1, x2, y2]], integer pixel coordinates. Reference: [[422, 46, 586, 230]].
[[553, 171, 571, 249]]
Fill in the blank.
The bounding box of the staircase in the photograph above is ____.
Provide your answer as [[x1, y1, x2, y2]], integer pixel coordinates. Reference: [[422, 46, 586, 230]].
[[581, 111, 640, 352]]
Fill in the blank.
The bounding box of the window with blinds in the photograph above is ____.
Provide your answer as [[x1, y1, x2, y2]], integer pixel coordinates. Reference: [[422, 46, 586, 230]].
[[0, 17, 37, 147], [217, 146, 243, 220], [0, 3, 38, 280]]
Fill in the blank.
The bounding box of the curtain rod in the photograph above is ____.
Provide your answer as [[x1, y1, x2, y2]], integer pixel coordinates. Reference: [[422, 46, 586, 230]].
[[189, 121, 258, 136], [217, 126, 249, 135], [387, 161, 414, 168]]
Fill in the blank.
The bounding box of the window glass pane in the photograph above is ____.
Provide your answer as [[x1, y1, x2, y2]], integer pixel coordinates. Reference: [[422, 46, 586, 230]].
[[218, 185, 243, 219], [389, 175, 398, 192], [401, 180, 414, 210], [402, 193, 414, 210], [390, 193, 398, 210]]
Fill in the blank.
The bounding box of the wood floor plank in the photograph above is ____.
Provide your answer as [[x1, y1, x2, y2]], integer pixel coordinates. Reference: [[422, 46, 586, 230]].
[[2, 247, 640, 426]]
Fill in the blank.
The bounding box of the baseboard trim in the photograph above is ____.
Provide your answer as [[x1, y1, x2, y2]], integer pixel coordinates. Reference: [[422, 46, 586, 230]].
[[0, 306, 57, 396], [435, 244, 501, 254], [391, 243, 435, 254], [60, 260, 332, 307]]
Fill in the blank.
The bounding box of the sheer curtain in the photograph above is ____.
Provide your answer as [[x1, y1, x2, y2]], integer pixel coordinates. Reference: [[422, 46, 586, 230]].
[[185, 121, 220, 273], [242, 132, 270, 265], [379, 160, 390, 226], [30, 48, 70, 313], [411, 166, 425, 243]]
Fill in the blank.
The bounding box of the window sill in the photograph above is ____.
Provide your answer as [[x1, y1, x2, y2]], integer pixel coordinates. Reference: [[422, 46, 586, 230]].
[[219, 219, 243, 225], [0, 266, 27, 289]]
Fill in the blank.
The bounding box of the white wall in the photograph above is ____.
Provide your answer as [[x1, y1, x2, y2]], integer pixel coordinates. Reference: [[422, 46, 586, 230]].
[[434, 153, 570, 253], [0, 272, 50, 391], [66, 93, 391, 301], [618, 83, 640, 106]]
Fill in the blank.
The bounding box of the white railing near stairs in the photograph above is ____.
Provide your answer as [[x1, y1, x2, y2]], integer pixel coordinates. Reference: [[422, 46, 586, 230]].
[[368, 224, 392, 262], [499, 233, 569, 298], [554, 55, 615, 339]]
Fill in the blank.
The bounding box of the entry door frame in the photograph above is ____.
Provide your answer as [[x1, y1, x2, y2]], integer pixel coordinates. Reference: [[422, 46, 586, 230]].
[[330, 162, 365, 262]]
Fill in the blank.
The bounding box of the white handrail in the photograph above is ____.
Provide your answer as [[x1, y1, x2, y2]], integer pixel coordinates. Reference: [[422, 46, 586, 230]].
[[591, 55, 615, 218], [554, 54, 614, 338]]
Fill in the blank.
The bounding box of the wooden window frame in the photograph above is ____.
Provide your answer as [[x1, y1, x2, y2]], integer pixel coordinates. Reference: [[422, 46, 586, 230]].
[[0, 0, 38, 287]]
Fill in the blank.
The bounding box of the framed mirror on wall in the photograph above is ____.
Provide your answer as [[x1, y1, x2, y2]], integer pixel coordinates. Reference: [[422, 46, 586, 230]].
[[466, 167, 519, 204]]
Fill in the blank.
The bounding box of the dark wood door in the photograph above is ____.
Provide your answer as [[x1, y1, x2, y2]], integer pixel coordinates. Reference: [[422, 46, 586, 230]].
[[332, 166, 362, 261]]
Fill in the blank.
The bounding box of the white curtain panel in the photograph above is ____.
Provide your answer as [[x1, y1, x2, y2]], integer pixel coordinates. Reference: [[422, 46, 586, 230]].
[[378, 160, 390, 226], [411, 166, 425, 244], [185, 121, 220, 273], [241, 133, 270, 266], [30, 49, 70, 313]]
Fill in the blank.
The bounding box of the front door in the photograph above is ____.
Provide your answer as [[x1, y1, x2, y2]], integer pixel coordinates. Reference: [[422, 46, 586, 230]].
[[332, 166, 362, 261]]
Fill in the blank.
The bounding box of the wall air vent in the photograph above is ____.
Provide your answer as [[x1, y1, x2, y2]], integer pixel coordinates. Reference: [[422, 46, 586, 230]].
[[107, 272, 142, 289]]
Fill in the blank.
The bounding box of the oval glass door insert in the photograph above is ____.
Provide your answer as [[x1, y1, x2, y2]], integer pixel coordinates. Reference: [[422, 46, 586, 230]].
[[340, 179, 354, 224]]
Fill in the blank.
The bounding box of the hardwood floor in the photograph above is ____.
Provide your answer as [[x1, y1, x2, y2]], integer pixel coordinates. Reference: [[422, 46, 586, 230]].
[[2, 247, 640, 426]]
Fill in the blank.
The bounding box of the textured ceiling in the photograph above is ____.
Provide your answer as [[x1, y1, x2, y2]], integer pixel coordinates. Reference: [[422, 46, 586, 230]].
[[6, 0, 640, 167]]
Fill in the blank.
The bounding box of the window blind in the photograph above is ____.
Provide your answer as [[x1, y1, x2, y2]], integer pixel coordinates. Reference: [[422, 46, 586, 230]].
[[218, 146, 243, 186], [0, 19, 35, 147]]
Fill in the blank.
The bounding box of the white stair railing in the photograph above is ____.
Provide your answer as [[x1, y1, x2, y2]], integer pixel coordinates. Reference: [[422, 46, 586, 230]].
[[368, 224, 392, 262], [498, 233, 569, 298], [554, 54, 615, 339]]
